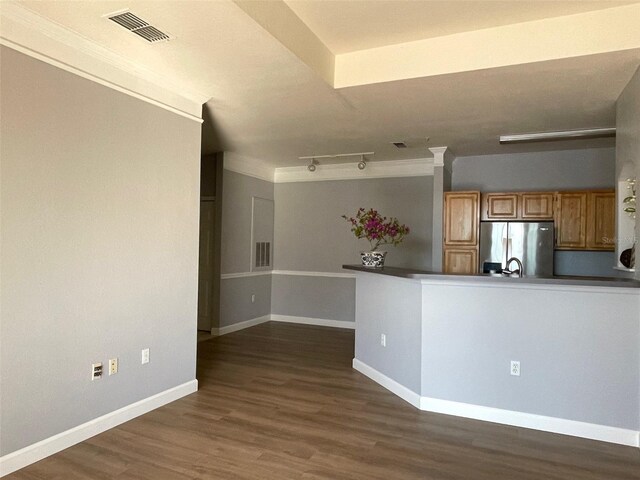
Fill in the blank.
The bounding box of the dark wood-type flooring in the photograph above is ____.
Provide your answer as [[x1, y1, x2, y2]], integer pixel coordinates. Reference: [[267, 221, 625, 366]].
[[7, 322, 640, 479]]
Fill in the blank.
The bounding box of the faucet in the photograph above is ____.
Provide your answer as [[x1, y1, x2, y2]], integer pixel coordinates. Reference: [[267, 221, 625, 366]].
[[504, 257, 523, 278]]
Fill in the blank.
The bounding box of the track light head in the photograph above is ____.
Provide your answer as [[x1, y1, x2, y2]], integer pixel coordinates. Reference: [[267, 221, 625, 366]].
[[357, 154, 367, 170], [307, 158, 317, 172]]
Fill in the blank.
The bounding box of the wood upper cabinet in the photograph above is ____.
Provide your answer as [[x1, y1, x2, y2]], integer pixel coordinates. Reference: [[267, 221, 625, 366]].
[[482, 193, 518, 220], [444, 191, 480, 246], [444, 248, 478, 274], [555, 190, 615, 251], [586, 191, 615, 250], [555, 192, 588, 249], [521, 192, 554, 220]]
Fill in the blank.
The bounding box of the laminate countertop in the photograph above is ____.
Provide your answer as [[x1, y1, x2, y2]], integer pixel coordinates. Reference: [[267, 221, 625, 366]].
[[343, 264, 640, 289]]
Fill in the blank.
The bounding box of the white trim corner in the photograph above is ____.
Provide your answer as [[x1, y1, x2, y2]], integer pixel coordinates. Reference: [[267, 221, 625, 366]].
[[352, 359, 421, 408], [211, 315, 271, 336]]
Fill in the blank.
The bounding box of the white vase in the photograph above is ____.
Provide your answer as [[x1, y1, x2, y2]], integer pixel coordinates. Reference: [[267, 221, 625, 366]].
[[360, 251, 387, 268]]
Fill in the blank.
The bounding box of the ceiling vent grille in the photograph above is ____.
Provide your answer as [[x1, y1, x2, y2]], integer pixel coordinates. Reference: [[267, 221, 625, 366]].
[[392, 142, 408, 148], [108, 11, 171, 43]]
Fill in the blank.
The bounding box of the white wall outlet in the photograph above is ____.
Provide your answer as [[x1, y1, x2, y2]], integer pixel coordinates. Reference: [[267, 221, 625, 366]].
[[108, 358, 118, 376], [251, 294, 255, 303], [91, 362, 103, 380], [141, 348, 150, 365], [380, 334, 386, 347], [510, 360, 521, 376]]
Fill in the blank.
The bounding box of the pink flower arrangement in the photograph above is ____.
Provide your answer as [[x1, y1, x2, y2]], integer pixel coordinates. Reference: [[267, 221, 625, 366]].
[[342, 208, 410, 251]]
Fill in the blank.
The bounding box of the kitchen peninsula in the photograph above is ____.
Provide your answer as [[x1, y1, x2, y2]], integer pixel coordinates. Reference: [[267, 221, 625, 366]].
[[344, 264, 640, 448]]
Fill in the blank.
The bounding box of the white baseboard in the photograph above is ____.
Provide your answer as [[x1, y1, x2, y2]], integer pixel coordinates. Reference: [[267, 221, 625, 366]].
[[352, 358, 421, 408], [210, 314, 354, 337], [270, 314, 355, 330], [0, 380, 198, 477], [211, 315, 271, 336], [352, 359, 640, 448], [419, 396, 640, 448]]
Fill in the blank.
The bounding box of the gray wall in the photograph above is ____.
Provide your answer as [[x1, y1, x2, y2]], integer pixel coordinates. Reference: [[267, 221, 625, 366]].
[[421, 282, 639, 430], [272, 176, 433, 322], [452, 148, 615, 191], [274, 177, 434, 272], [452, 148, 617, 276], [271, 275, 355, 322], [219, 275, 272, 327], [355, 273, 423, 393], [219, 171, 274, 327], [616, 67, 640, 281], [0, 47, 201, 455]]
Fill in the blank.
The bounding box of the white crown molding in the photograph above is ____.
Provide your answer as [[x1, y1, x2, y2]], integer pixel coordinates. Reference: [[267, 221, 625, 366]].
[[0, 380, 198, 477], [223, 153, 276, 183], [0, 1, 208, 122], [428, 146, 454, 170], [274, 157, 434, 183]]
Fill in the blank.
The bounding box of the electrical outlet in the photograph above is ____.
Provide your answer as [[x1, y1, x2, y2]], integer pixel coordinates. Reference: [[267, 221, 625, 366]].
[[510, 360, 521, 376], [91, 362, 103, 380], [108, 358, 118, 376], [141, 348, 150, 365], [251, 294, 255, 303], [380, 334, 386, 347]]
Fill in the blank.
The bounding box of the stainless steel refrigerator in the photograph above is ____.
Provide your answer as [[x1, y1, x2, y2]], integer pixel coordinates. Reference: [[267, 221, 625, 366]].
[[479, 222, 554, 277]]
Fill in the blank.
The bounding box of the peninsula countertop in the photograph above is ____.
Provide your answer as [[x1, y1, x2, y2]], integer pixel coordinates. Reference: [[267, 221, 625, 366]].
[[343, 264, 640, 289]]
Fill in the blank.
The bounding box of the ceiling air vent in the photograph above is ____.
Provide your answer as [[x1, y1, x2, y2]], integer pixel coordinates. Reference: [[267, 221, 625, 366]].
[[108, 11, 171, 43], [392, 142, 407, 148]]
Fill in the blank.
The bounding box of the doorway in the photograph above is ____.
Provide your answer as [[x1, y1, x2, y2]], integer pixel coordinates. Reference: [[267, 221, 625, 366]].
[[197, 153, 223, 335]]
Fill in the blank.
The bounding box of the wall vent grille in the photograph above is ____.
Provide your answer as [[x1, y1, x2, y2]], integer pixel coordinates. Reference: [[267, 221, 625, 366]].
[[255, 242, 271, 268], [108, 11, 171, 43]]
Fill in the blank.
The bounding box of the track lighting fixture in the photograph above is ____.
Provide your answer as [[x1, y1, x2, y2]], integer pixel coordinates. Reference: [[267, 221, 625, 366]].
[[299, 152, 374, 171]]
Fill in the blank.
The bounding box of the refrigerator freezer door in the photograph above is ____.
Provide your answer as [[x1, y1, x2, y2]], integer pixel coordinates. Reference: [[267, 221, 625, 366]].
[[507, 222, 554, 277], [479, 223, 508, 273]]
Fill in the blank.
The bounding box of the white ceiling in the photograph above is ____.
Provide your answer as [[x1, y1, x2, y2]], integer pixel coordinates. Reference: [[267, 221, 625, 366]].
[[285, 0, 636, 54], [11, 1, 640, 168]]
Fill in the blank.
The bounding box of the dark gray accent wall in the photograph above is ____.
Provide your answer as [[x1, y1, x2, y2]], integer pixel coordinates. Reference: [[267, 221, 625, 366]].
[[452, 148, 618, 277], [452, 148, 615, 191], [0, 47, 201, 455]]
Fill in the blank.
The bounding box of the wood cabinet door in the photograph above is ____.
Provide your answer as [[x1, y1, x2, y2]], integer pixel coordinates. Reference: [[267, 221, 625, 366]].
[[521, 193, 554, 220], [555, 193, 587, 249], [444, 249, 478, 274], [483, 193, 518, 220], [587, 191, 615, 250], [444, 192, 479, 246]]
